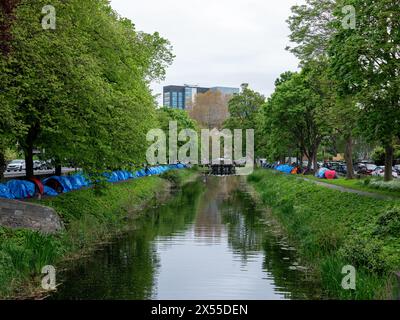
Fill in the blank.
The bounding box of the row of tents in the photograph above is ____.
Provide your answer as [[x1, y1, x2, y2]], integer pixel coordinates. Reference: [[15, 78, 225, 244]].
[[0, 164, 187, 200], [273, 164, 337, 180]]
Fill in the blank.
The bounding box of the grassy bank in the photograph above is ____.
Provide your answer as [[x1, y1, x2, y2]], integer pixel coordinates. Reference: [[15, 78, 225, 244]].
[[248, 169, 400, 300], [0, 169, 195, 299]]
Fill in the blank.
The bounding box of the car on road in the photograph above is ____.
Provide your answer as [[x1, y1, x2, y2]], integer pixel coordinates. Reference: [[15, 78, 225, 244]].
[[33, 160, 42, 171], [34, 160, 54, 170], [371, 166, 398, 178], [6, 159, 26, 172], [356, 163, 377, 175]]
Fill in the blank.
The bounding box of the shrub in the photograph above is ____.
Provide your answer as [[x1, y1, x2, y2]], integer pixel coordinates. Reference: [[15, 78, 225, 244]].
[[369, 180, 400, 191], [374, 207, 400, 237], [339, 236, 388, 274]]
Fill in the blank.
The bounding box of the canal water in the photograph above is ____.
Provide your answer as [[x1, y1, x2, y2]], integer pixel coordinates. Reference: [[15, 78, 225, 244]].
[[51, 176, 323, 300]]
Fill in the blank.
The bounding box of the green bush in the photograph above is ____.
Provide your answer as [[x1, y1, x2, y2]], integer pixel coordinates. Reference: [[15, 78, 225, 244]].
[[339, 236, 387, 274], [374, 207, 400, 237], [369, 180, 400, 191]]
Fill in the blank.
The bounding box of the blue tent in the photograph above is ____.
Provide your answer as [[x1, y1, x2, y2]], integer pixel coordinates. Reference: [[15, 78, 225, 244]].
[[66, 176, 83, 190], [316, 168, 328, 179], [73, 173, 90, 187], [114, 171, 124, 181], [43, 176, 74, 193], [137, 169, 147, 177], [276, 165, 294, 174], [6, 180, 36, 199], [103, 172, 119, 183], [0, 184, 15, 199], [44, 186, 58, 196]]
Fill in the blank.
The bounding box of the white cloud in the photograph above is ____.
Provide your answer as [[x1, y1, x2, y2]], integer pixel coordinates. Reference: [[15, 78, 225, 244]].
[[110, 0, 304, 103]]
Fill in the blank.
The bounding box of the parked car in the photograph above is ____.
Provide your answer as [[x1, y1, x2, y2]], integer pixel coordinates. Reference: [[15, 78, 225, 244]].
[[336, 164, 348, 175], [356, 163, 377, 175], [6, 159, 26, 172], [371, 166, 398, 178], [33, 160, 42, 171]]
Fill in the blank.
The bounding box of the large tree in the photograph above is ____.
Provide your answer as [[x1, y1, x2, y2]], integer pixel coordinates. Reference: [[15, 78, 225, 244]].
[[189, 90, 230, 130], [0, 0, 21, 180], [1, 0, 173, 177], [287, 0, 363, 178], [263, 67, 333, 171], [287, 0, 335, 63], [223, 87, 265, 158], [329, 0, 400, 181]]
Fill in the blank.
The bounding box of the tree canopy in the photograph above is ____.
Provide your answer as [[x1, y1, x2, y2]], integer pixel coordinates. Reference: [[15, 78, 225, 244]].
[[0, 0, 174, 178]]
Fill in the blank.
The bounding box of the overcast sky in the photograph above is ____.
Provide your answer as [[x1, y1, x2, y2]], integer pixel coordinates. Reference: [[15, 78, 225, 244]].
[[110, 0, 304, 104]]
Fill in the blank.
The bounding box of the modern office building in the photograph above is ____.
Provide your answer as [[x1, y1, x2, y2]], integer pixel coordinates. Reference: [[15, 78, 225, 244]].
[[163, 84, 239, 110], [209, 86, 240, 95]]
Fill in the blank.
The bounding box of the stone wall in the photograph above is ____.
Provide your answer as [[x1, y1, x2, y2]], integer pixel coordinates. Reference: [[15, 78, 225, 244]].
[[0, 199, 64, 234]]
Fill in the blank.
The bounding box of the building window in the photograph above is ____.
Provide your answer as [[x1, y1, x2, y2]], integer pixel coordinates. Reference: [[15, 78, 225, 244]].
[[178, 92, 183, 109], [164, 92, 170, 106], [172, 92, 178, 108]]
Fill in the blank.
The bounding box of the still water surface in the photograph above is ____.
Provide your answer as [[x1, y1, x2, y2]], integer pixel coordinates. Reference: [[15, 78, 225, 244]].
[[52, 176, 323, 300]]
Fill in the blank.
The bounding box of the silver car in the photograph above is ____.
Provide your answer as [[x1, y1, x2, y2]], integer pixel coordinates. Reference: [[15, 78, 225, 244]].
[[6, 159, 26, 172]]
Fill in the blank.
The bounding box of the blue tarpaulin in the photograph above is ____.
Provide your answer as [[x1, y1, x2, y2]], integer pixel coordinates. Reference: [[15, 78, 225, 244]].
[[66, 176, 83, 190], [0, 184, 15, 199], [316, 168, 329, 179], [72, 174, 90, 187], [43, 176, 74, 193], [104, 172, 119, 183], [0, 165, 186, 200], [44, 186, 58, 196], [276, 165, 294, 174], [6, 180, 36, 199]]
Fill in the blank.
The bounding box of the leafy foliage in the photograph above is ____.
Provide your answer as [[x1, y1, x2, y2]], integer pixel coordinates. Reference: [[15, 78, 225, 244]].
[[0, 0, 174, 175]]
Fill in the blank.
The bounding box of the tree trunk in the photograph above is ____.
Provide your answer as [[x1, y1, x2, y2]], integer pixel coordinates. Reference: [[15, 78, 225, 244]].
[[24, 124, 39, 179], [306, 147, 318, 173], [344, 135, 355, 179], [312, 151, 318, 173], [24, 145, 34, 178], [55, 164, 62, 176], [0, 148, 6, 181], [384, 144, 393, 182], [306, 154, 312, 171]]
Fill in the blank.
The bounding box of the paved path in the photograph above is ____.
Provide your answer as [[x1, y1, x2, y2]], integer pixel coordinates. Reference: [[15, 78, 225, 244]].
[[300, 177, 396, 200]]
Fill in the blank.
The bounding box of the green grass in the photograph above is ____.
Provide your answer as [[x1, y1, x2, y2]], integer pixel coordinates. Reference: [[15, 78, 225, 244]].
[[0, 170, 195, 298], [248, 169, 400, 300], [304, 175, 400, 198]]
